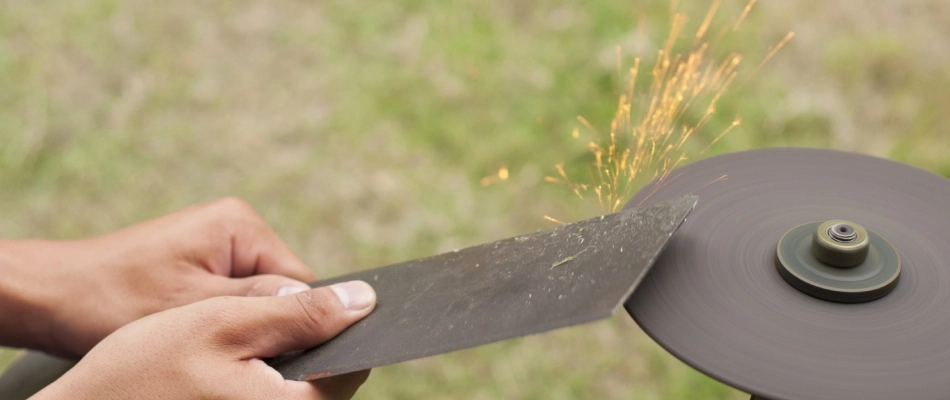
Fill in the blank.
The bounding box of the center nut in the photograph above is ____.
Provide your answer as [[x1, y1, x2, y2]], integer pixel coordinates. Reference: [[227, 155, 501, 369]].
[[812, 221, 869, 267], [775, 219, 901, 303]]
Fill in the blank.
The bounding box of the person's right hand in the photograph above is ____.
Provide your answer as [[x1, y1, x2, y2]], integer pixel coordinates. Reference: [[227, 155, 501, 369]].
[[31, 280, 377, 400]]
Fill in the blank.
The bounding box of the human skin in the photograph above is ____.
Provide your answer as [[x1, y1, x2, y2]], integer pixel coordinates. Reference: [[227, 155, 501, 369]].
[[0, 197, 318, 357], [0, 197, 374, 398], [31, 281, 376, 400]]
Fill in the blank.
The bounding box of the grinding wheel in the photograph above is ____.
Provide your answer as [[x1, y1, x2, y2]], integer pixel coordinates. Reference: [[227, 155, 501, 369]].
[[623, 148, 950, 400]]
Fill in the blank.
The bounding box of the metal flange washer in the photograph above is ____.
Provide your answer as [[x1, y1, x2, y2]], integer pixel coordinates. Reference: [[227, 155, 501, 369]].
[[775, 219, 900, 303], [624, 148, 950, 400]]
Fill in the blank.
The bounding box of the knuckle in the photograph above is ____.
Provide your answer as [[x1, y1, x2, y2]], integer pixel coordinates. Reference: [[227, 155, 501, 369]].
[[208, 197, 266, 233], [213, 197, 259, 219], [292, 290, 339, 337]]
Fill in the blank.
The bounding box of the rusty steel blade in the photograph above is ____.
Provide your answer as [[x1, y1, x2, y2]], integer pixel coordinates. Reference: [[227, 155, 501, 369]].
[[269, 195, 697, 380]]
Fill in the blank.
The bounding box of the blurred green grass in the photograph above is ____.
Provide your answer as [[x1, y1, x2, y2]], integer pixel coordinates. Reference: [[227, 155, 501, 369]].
[[1, 1, 948, 398]]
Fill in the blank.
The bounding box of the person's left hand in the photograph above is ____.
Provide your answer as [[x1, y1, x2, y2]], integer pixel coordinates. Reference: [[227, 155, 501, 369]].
[[1, 197, 317, 357], [31, 281, 377, 400]]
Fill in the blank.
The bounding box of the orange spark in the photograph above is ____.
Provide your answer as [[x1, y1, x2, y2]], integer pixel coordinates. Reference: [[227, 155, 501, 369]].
[[547, 0, 791, 213]]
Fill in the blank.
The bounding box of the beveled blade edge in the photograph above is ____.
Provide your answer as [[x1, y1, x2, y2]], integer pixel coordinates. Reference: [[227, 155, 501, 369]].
[[608, 195, 697, 315], [269, 195, 696, 381]]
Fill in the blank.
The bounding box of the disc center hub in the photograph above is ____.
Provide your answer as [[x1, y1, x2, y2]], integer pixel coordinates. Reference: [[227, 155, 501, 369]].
[[775, 219, 900, 303]]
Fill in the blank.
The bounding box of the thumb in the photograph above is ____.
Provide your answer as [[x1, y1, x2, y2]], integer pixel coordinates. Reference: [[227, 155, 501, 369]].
[[219, 281, 377, 359]]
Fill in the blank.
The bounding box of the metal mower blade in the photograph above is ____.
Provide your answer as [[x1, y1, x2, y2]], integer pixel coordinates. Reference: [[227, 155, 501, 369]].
[[269, 195, 696, 380]]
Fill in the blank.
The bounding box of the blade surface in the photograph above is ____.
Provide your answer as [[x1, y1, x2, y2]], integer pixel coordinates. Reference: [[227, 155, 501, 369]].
[[269, 195, 697, 380]]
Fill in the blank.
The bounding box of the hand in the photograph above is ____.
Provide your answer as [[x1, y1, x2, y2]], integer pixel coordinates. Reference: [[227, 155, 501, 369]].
[[0, 197, 317, 357], [31, 281, 377, 400]]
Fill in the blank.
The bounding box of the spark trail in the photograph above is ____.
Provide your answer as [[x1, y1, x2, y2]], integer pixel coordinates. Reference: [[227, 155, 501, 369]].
[[546, 0, 791, 214]]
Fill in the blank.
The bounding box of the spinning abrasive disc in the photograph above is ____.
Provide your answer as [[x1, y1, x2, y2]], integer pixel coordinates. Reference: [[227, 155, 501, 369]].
[[623, 148, 950, 400]]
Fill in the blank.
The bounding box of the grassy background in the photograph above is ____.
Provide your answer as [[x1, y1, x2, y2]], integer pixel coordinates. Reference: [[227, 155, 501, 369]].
[[1, 0, 948, 398]]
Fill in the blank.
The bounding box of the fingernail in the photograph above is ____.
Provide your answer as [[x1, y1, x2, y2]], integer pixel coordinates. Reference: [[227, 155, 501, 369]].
[[330, 281, 376, 311], [276, 284, 310, 297]]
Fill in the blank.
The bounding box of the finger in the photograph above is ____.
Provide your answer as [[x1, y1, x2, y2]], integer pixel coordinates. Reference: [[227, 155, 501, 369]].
[[253, 365, 370, 400], [309, 370, 371, 399], [205, 274, 313, 297], [216, 281, 376, 359], [203, 197, 318, 282], [230, 219, 317, 282]]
